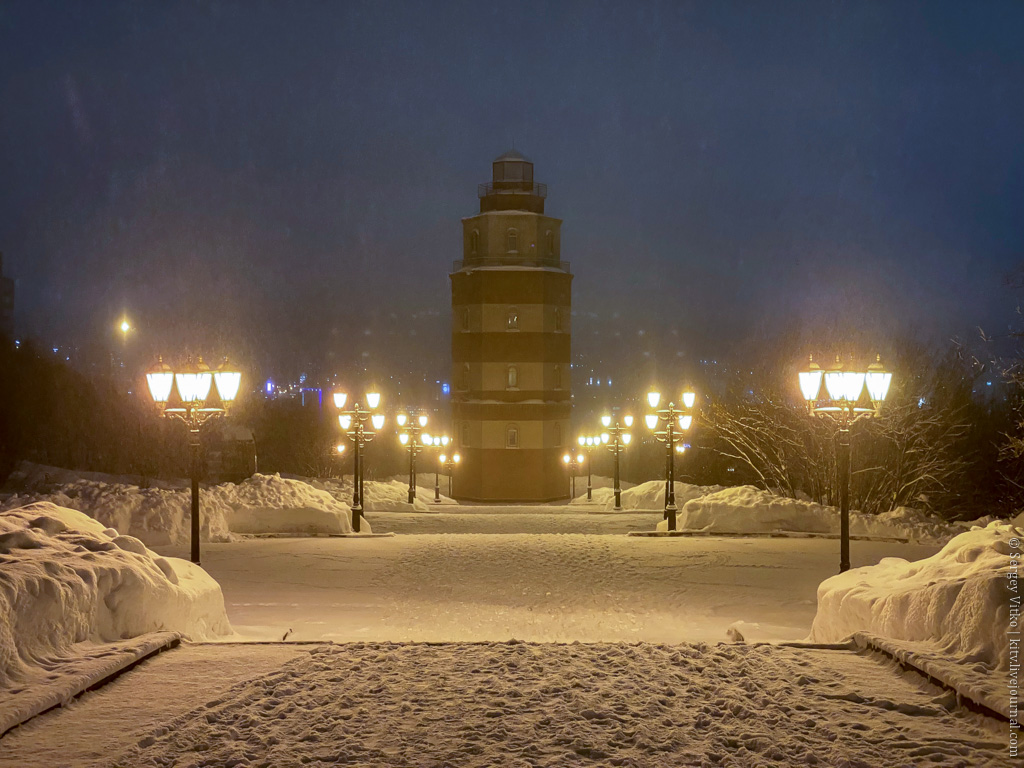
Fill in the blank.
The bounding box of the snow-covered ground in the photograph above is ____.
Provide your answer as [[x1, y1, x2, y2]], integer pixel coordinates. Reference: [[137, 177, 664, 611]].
[[0, 503, 230, 692], [155, 515, 941, 646], [1, 642, 1007, 767]]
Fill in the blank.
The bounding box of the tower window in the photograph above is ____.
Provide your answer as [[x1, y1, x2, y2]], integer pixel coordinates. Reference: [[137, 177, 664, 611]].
[[507, 228, 518, 253], [461, 308, 470, 331], [461, 422, 469, 447], [470, 230, 479, 255], [459, 363, 470, 391], [546, 230, 554, 255], [507, 308, 519, 330], [506, 424, 519, 449], [554, 422, 562, 447], [507, 365, 519, 389], [554, 364, 562, 390], [554, 308, 563, 332]]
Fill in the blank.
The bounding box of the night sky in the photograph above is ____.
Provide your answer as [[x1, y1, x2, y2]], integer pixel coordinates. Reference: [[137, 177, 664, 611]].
[[1, 1, 1022, 377]]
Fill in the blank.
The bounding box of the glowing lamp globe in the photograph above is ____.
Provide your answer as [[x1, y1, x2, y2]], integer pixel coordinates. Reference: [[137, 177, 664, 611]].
[[678, 414, 693, 431], [366, 392, 381, 409], [644, 414, 658, 430], [339, 414, 352, 430], [453, 453, 460, 463], [370, 414, 385, 430], [333, 392, 348, 409], [577, 436, 586, 446], [865, 356, 892, 405], [682, 391, 696, 409], [623, 415, 634, 427], [213, 360, 241, 404], [175, 358, 212, 404], [647, 391, 661, 409], [417, 414, 428, 427], [396, 413, 408, 427], [146, 357, 174, 406], [622, 433, 632, 445], [601, 415, 611, 428], [399, 433, 410, 445]]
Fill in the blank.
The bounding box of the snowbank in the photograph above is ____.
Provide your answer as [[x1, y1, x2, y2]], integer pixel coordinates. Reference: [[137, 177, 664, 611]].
[[607, 479, 724, 511], [809, 521, 1018, 715], [665, 485, 960, 543], [1, 473, 358, 545], [205, 474, 356, 535], [301, 475, 453, 512], [0, 502, 231, 688]]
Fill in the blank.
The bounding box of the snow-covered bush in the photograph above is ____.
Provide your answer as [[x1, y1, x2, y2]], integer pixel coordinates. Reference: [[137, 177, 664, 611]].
[[607, 480, 723, 511], [0, 503, 231, 688]]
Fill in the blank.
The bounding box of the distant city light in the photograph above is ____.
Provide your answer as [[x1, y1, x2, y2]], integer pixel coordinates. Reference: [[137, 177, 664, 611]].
[[265, 379, 274, 395], [442, 383, 450, 394]]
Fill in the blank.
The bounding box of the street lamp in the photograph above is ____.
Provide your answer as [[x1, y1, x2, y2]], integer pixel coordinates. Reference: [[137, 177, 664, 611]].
[[645, 388, 696, 531], [438, 450, 460, 498], [577, 434, 605, 501], [145, 356, 241, 565], [562, 451, 585, 499], [396, 411, 429, 504], [600, 413, 633, 510], [799, 354, 892, 573], [334, 389, 384, 533], [426, 434, 451, 502]]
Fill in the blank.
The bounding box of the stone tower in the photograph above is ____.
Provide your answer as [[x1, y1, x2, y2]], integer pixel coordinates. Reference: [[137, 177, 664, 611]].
[[450, 150, 573, 502]]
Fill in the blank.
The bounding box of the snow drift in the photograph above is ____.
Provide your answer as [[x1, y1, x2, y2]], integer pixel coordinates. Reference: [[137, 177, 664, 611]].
[[809, 520, 1018, 714], [0, 502, 231, 688], [599, 479, 724, 511], [657, 485, 961, 543], [1, 472, 358, 546]]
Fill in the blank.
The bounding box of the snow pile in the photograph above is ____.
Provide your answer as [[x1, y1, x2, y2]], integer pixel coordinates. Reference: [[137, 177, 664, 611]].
[[809, 521, 1018, 715], [1, 474, 358, 545], [301, 475, 449, 512], [0, 480, 233, 547], [0, 502, 231, 689], [610, 479, 724, 511], [666, 485, 961, 542], [205, 474, 356, 535]]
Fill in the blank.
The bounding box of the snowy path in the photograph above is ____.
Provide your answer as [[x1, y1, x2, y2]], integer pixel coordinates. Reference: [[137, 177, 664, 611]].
[[1, 642, 1006, 767], [151, 509, 940, 645]]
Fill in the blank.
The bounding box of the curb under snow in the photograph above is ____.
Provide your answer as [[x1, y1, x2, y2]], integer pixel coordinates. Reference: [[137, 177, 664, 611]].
[[0, 631, 182, 737]]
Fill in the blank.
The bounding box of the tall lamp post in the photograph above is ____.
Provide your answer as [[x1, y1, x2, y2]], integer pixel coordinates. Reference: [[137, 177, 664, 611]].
[[644, 389, 696, 532], [397, 411, 429, 504], [425, 434, 451, 502], [438, 450, 460, 498], [145, 356, 241, 565], [562, 451, 584, 499], [334, 390, 384, 533], [600, 413, 633, 510], [799, 355, 892, 573], [577, 434, 605, 501]]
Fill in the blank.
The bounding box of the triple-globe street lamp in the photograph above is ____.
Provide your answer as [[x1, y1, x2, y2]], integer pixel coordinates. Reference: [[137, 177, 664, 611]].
[[644, 389, 696, 531], [425, 433, 451, 502], [437, 450, 460, 499], [334, 390, 384, 533], [577, 434, 606, 501], [600, 413, 633, 510], [396, 411, 429, 504], [799, 355, 892, 572], [562, 451, 585, 499], [145, 356, 241, 565]]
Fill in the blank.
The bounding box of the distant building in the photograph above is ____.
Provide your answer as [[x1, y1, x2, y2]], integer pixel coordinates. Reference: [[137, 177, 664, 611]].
[[450, 151, 572, 502], [0, 252, 13, 340]]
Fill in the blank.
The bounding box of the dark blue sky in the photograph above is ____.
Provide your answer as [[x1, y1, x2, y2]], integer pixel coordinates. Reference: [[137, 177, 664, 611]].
[[1, 1, 1022, 373]]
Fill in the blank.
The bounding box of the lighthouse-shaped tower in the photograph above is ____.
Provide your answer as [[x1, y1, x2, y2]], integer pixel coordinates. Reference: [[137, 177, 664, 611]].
[[450, 150, 572, 502]]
